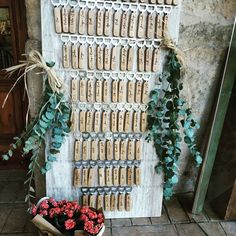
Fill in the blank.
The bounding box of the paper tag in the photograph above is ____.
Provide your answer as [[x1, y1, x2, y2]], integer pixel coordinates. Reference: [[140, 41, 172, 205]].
[[106, 167, 112, 186], [88, 9, 95, 35], [97, 46, 104, 70], [111, 111, 118, 132], [114, 140, 120, 160], [141, 112, 147, 132], [105, 194, 111, 211], [79, 80, 87, 102], [103, 80, 110, 103], [127, 167, 134, 186], [112, 80, 118, 102], [113, 10, 122, 37], [71, 79, 78, 102], [79, 45, 85, 69], [120, 140, 127, 160], [97, 10, 104, 36], [62, 7, 69, 33], [135, 81, 142, 103], [88, 46, 95, 70], [82, 168, 88, 187], [156, 15, 163, 38], [147, 13, 155, 39], [142, 81, 149, 104], [71, 111, 78, 132], [152, 48, 160, 72], [120, 47, 128, 71], [118, 193, 124, 211], [135, 140, 142, 160], [82, 141, 88, 160], [165, 0, 172, 4], [88, 168, 94, 187], [120, 167, 127, 185], [74, 140, 81, 161], [78, 9, 86, 35], [127, 140, 134, 160], [106, 140, 113, 160], [95, 80, 102, 102], [129, 12, 137, 38], [89, 195, 96, 208], [118, 112, 125, 132], [111, 47, 117, 70], [99, 141, 106, 160], [54, 7, 62, 34], [71, 45, 78, 69], [133, 112, 139, 132], [104, 10, 111, 36], [173, 0, 179, 5], [73, 168, 81, 187], [138, 48, 145, 72], [104, 47, 111, 71], [149, 0, 156, 3], [137, 12, 146, 38], [98, 167, 105, 186], [87, 80, 94, 102], [91, 140, 98, 160], [94, 111, 101, 132], [127, 81, 135, 103], [86, 111, 93, 132], [110, 194, 116, 211], [79, 111, 86, 132], [127, 47, 134, 71], [82, 195, 89, 206], [121, 11, 129, 37], [113, 167, 119, 186], [163, 14, 169, 37], [102, 111, 109, 132], [118, 81, 126, 102], [124, 112, 131, 132], [69, 8, 77, 34], [157, 0, 164, 3], [62, 44, 70, 68], [135, 167, 141, 185], [97, 195, 103, 209], [145, 48, 152, 72], [125, 193, 132, 211]]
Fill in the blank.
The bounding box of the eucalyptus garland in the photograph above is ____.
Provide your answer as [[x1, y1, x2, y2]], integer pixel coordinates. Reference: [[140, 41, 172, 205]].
[[147, 50, 202, 200]]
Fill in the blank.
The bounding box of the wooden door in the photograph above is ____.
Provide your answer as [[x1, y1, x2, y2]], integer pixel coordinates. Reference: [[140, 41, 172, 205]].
[[0, 0, 28, 169]]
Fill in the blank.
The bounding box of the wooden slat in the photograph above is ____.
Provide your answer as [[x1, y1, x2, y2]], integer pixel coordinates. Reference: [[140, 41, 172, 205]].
[[199, 223, 226, 236], [175, 223, 205, 236], [192, 18, 236, 214]]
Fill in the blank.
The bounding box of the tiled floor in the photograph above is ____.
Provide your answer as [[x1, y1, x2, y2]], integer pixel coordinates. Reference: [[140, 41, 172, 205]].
[[0, 170, 235, 236]]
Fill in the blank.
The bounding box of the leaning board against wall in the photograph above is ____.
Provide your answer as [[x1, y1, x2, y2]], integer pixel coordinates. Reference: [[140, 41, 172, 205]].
[[41, 0, 181, 218]]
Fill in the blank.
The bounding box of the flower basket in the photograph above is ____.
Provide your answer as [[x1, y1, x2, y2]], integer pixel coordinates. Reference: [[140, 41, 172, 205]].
[[31, 198, 105, 236]]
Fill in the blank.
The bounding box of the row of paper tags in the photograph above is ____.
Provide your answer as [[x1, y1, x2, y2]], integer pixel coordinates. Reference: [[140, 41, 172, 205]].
[[71, 79, 149, 104], [63, 44, 160, 72], [74, 139, 142, 161], [54, 6, 169, 39], [81, 192, 132, 212], [73, 166, 141, 187], [71, 110, 147, 133]]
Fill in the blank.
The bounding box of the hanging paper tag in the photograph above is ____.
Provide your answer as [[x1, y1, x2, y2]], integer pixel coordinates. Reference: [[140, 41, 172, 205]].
[[94, 111, 101, 132], [124, 112, 131, 132], [99, 141, 106, 160], [88, 46, 95, 70], [78, 45, 85, 69], [112, 80, 118, 102], [142, 81, 149, 104], [165, 0, 172, 4], [106, 167, 112, 186], [120, 167, 127, 185], [62, 7, 69, 33], [79, 111, 86, 132], [97, 10, 104, 36], [145, 48, 152, 72], [118, 112, 125, 132], [157, 0, 164, 3], [74, 140, 81, 161], [135, 167, 141, 185], [120, 140, 127, 161], [129, 12, 136, 38], [71, 111, 78, 132], [89, 195, 96, 208], [88, 168, 94, 187], [127, 47, 134, 71], [114, 140, 120, 160], [95, 80, 102, 102], [82, 195, 89, 206], [71, 79, 78, 102], [73, 168, 81, 187], [110, 194, 116, 211], [82, 141, 88, 161], [97, 46, 104, 70], [118, 193, 124, 211], [97, 194, 103, 209], [141, 112, 147, 132], [138, 48, 145, 72], [103, 80, 110, 103], [72, 45, 79, 69], [111, 111, 118, 132], [104, 10, 111, 36], [86, 111, 93, 132], [54, 7, 62, 34], [127, 140, 134, 160], [91, 140, 98, 160], [173, 0, 179, 5], [135, 81, 142, 103], [111, 47, 117, 71], [113, 167, 119, 186], [152, 48, 160, 72], [137, 12, 146, 38], [147, 13, 155, 39], [125, 193, 132, 211], [78, 9, 86, 35], [163, 14, 169, 37], [156, 15, 163, 38], [118, 80, 126, 102], [133, 112, 140, 132], [121, 11, 129, 37], [62, 44, 70, 68], [82, 168, 88, 187], [87, 80, 94, 102], [104, 194, 111, 211], [104, 47, 111, 71], [69, 8, 77, 34], [127, 167, 134, 185], [113, 10, 122, 37], [88, 9, 95, 35], [79, 80, 87, 102], [98, 167, 105, 186], [120, 47, 128, 71], [135, 140, 142, 160], [106, 141, 113, 160], [127, 81, 135, 103], [102, 111, 109, 132]]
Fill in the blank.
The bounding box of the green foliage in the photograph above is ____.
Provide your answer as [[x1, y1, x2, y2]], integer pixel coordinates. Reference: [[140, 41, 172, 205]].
[[147, 51, 202, 200], [1, 78, 71, 206]]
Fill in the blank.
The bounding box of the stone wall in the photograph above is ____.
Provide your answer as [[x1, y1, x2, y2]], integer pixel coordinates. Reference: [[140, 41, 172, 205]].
[[24, 0, 236, 197]]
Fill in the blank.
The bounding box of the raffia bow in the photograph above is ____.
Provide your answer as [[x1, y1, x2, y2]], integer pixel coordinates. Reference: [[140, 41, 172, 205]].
[[2, 50, 63, 124]]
